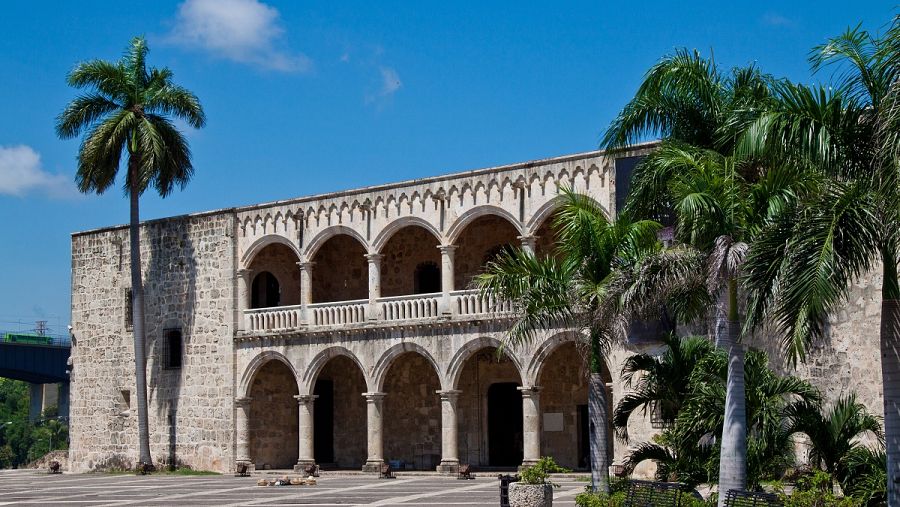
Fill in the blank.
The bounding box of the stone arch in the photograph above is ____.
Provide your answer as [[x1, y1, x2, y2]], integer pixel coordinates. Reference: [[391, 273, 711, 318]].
[[245, 354, 300, 469], [446, 206, 523, 244], [447, 336, 524, 390], [525, 194, 609, 235], [372, 342, 445, 392], [241, 234, 302, 268], [525, 331, 611, 386], [303, 225, 369, 259], [371, 216, 443, 253], [301, 346, 371, 395], [239, 350, 300, 398]]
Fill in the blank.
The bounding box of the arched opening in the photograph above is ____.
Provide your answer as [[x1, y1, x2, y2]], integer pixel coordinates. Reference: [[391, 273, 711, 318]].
[[453, 215, 520, 290], [312, 355, 367, 469], [456, 346, 523, 467], [537, 341, 613, 470], [247, 243, 301, 307], [382, 352, 442, 469], [248, 360, 298, 469], [534, 211, 562, 259], [379, 226, 441, 297], [310, 235, 368, 303], [251, 271, 281, 308]]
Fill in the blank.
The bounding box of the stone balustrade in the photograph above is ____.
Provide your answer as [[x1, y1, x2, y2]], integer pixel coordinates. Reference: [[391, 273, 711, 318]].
[[245, 305, 303, 332], [379, 293, 441, 321], [452, 289, 514, 316], [309, 300, 368, 326], [242, 290, 514, 334]]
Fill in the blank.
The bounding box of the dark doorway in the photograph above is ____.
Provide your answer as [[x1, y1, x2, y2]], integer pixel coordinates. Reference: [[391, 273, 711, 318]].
[[487, 382, 523, 467], [313, 380, 334, 464], [578, 404, 589, 469], [414, 262, 441, 294], [251, 271, 280, 308]]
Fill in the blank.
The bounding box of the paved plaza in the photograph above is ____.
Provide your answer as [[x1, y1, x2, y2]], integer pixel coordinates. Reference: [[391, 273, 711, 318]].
[[0, 469, 588, 506]]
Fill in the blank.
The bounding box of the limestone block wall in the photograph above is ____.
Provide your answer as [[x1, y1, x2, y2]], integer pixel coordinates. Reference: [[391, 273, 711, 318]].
[[69, 212, 236, 473], [316, 356, 367, 468], [380, 227, 441, 297], [383, 353, 442, 467], [248, 243, 301, 307], [248, 361, 298, 469]]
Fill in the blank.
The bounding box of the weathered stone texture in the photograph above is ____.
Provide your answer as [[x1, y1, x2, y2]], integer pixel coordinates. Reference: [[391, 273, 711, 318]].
[[248, 360, 298, 469], [69, 213, 235, 472], [380, 226, 441, 297], [383, 352, 442, 468], [454, 215, 520, 290], [311, 235, 367, 302]]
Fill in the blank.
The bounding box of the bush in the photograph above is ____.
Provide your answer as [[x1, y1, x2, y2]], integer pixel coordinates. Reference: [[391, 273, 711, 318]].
[[519, 456, 570, 485], [575, 489, 712, 507], [773, 470, 862, 507]]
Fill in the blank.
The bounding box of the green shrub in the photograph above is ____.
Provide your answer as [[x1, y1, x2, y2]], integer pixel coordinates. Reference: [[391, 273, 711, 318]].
[[773, 470, 862, 507], [519, 456, 570, 485], [574, 487, 712, 507]]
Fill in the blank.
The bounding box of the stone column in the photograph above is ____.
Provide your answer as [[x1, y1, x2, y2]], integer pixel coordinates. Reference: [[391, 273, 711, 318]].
[[235, 397, 253, 465], [365, 254, 383, 321], [362, 392, 386, 472], [518, 235, 537, 255], [236, 268, 252, 331], [438, 245, 456, 316], [293, 394, 318, 471], [297, 261, 314, 325], [436, 389, 461, 473], [518, 386, 541, 467]]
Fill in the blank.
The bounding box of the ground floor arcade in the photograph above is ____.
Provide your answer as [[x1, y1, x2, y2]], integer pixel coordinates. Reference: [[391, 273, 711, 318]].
[[234, 330, 614, 473]]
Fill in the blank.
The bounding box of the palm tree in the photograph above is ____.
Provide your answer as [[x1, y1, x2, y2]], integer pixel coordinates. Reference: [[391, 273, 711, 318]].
[[56, 37, 205, 468], [624, 348, 820, 490], [787, 394, 882, 488], [476, 190, 661, 493], [739, 21, 900, 504], [613, 333, 714, 441]]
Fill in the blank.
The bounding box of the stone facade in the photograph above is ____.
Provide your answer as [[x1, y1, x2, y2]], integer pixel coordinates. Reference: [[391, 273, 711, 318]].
[[69, 145, 886, 475]]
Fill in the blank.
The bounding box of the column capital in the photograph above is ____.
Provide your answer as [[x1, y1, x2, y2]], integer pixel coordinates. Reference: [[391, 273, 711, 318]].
[[517, 385, 541, 397], [296, 261, 316, 270], [438, 244, 457, 254], [517, 234, 537, 246], [436, 389, 462, 402], [364, 253, 384, 263], [235, 396, 252, 408], [236, 268, 253, 279], [362, 392, 387, 402], [293, 394, 319, 405]]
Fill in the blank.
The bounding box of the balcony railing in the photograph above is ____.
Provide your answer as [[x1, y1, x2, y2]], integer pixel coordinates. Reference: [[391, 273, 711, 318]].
[[379, 293, 441, 321], [245, 305, 303, 333], [241, 290, 513, 334], [309, 299, 367, 326], [451, 289, 514, 316]]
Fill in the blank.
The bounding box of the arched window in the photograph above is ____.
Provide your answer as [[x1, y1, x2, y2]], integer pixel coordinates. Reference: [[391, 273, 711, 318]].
[[251, 271, 281, 308], [413, 262, 441, 294]]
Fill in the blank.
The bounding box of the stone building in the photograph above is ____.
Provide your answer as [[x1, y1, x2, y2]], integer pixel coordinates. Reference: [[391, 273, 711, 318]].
[[68, 145, 885, 474]]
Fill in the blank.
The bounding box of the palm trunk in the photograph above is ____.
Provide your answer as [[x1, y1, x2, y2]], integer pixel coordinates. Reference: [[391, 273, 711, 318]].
[[714, 290, 728, 348], [716, 279, 746, 506], [588, 331, 610, 493], [129, 158, 153, 468], [880, 249, 899, 507], [588, 373, 610, 493]]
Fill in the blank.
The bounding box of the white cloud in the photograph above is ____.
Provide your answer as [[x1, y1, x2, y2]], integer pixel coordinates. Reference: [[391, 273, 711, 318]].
[[379, 67, 402, 97], [166, 0, 311, 72], [762, 13, 792, 27], [0, 145, 76, 198]]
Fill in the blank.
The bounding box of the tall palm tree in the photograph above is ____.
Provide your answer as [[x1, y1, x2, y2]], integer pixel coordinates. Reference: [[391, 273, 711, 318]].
[[739, 21, 900, 504], [476, 190, 661, 493], [56, 37, 205, 468]]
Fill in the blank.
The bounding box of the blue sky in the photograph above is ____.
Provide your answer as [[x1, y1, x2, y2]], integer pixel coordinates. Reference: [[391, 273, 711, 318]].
[[0, 0, 893, 333]]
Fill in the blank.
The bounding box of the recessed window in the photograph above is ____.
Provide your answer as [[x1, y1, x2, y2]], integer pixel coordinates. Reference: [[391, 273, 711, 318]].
[[124, 289, 133, 330], [413, 262, 441, 294], [163, 329, 182, 370], [251, 271, 281, 308]]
